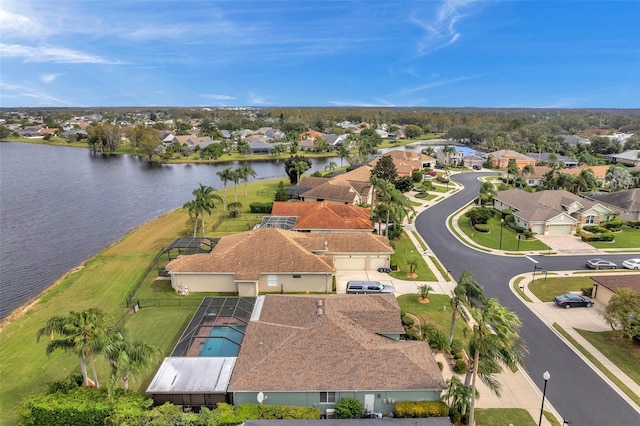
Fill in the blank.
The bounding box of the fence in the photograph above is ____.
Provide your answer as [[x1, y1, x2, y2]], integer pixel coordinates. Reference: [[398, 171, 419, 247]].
[[133, 298, 204, 308], [124, 262, 155, 308]]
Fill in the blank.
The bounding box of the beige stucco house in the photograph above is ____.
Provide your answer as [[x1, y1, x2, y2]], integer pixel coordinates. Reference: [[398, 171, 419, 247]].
[[493, 189, 615, 235], [166, 228, 393, 296], [591, 275, 640, 305]]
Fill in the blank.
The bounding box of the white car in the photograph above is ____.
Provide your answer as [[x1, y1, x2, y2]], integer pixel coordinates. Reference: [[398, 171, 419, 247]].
[[622, 258, 640, 270]]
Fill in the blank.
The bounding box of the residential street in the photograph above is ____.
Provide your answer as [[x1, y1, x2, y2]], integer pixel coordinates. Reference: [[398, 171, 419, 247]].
[[413, 171, 640, 426]]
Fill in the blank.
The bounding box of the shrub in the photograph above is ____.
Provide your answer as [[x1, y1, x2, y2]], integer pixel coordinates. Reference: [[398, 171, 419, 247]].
[[249, 202, 273, 213], [582, 225, 608, 233], [581, 287, 594, 297], [394, 401, 449, 418], [580, 231, 615, 242], [386, 224, 403, 240], [628, 220, 640, 229], [335, 398, 363, 419], [602, 219, 623, 231], [404, 328, 420, 340], [412, 170, 424, 182], [465, 207, 494, 225], [473, 224, 490, 233], [453, 359, 467, 374], [402, 314, 415, 327], [422, 323, 450, 352], [450, 339, 463, 355], [437, 361, 444, 371]]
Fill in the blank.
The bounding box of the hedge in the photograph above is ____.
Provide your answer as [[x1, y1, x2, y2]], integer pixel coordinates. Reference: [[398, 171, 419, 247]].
[[249, 202, 273, 213], [628, 220, 640, 229], [394, 401, 449, 418], [473, 224, 490, 233], [580, 231, 615, 242]]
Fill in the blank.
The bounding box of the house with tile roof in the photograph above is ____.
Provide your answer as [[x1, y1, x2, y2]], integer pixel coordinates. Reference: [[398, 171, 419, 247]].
[[369, 150, 436, 178], [267, 201, 374, 232], [604, 150, 640, 167], [582, 189, 640, 222], [166, 228, 392, 296], [493, 189, 615, 235], [290, 166, 374, 205], [229, 294, 445, 415], [591, 274, 640, 305], [526, 152, 579, 169], [485, 149, 537, 169]]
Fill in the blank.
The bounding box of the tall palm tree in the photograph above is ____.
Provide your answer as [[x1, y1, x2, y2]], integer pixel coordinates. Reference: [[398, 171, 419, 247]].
[[183, 199, 201, 237], [238, 163, 257, 196], [231, 169, 241, 202], [606, 165, 633, 192], [289, 160, 310, 184], [467, 299, 527, 426], [216, 167, 234, 210], [37, 308, 109, 388], [104, 330, 158, 392], [442, 376, 476, 421], [449, 271, 485, 343], [575, 168, 599, 193], [336, 144, 349, 166], [192, 183, 222, 236], [520, 165, 535, 180]]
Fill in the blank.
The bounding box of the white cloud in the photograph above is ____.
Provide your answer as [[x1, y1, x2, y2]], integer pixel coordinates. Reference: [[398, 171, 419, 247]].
[[39, 74, 61, 83], [203, 94, 237, 101], [409, 0, 476, 55], [0, 43, 123, 64], [248, 93, 269, 105], [397, 75, 477, 95]]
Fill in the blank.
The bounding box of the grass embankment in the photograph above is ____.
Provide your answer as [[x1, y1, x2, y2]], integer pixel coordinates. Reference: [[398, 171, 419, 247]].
[[575, 329, 640, 387], [389, 232, 437, 281], [458, 214, 549, 252], [528, 276, 594, 302], [0, 178, 282, 426], [1, 136, 87, 147], [552, 323, 640, 407], [588, 225, 640, 249], [475, 408, 537, 425]]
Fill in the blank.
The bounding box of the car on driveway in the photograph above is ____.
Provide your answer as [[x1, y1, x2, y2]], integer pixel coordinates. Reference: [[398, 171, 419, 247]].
[[553, 293, 594, 309], [377, 267, 392, 273], [346, 281, 395, 294], [622, 258, 640, 270], [585, 258, 617, 269]]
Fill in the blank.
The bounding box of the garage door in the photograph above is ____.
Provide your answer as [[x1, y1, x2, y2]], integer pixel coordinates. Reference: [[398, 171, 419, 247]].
[[369, 257, 387, 270], [334, 256, 366, 271], [547, 224, 573, 235]]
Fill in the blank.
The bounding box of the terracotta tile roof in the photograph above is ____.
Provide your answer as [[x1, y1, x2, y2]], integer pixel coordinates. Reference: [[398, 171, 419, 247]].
[[301, 180, 361, 204], [167, 228, 335, 280], [369, 150, 434, 177], [166, 229, 392, 279], [271, 201, 373, 231], [228, 294, 445, 392], [591, 275, 640, 293], [562, 165, 609, 179], [331, 165, 373, 183], [303, 130, 325, 139]]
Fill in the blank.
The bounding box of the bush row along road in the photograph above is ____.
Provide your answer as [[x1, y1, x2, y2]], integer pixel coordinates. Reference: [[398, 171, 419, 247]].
[[414, 171, 640, 426]]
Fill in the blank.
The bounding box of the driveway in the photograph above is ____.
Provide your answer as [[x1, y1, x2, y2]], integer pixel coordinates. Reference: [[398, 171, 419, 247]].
[[536, 234, 601, 255]]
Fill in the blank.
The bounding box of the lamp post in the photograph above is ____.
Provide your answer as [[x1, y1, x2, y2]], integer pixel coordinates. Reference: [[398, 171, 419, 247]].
[[538, 371, 550, 426], [499, 218, 504, 250]]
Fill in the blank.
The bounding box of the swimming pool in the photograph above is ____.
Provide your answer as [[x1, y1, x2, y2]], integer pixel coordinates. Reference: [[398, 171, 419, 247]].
[[199, 325, 246, 357]]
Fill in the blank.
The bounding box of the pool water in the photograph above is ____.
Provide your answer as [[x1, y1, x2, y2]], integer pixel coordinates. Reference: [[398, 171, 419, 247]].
[[199, 325, 246, 357]]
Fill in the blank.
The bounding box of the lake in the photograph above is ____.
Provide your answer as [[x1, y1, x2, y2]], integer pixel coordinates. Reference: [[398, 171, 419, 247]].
[[0, 142, 337, 319]]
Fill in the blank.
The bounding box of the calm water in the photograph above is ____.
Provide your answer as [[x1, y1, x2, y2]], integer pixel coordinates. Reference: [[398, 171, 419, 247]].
[[0, 143, 336, 319]]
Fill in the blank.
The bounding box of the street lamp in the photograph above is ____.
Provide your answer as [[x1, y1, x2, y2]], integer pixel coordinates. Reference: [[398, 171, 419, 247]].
[[538, 371, 550, 426], [499, 218, 504, 250]]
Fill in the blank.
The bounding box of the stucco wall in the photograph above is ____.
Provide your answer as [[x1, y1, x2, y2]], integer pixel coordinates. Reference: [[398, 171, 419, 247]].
[[257, 274, 333, 293], [593, 284, 616, 306], [172, 273, 236, 293]]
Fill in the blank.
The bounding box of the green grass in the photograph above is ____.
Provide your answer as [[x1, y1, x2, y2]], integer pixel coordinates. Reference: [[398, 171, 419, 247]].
[[513, 277, 533, 302], [415, 192, 438, 201], [528, 276, 594, 302], [588, 225, 640, 249], [0, 178, 284, 426], [575, 329, 640, 386], [544, 410, 562, 426], [411, 231, 428, 250], [458, 215, 549, 251], [397, 293, 469, 347], [389, 232, 437, 281], [429, 255, 451, 281], [475, 408, 536, 425], [553, 323, 640, 407]]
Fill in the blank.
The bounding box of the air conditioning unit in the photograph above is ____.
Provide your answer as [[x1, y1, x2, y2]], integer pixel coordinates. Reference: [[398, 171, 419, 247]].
[[325, 409, 335, 419]]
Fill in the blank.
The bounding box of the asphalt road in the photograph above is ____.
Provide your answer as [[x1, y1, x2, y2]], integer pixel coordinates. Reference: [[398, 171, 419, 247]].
[[414, 172, 640, 426]]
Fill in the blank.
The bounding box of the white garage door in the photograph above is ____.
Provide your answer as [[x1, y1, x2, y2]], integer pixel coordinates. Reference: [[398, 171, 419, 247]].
[[334, 256, 366, 270], [368, 257, 387, 270], [548, 224, 573, 235]]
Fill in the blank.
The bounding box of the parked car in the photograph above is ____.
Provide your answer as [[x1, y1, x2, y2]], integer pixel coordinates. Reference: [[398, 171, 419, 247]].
[[377, 267, 392, 273], [412, 187, 425, 193], [622, 258, 640, 270], [553, 293, 594, 309], [472, 165, 482, 170], [585, 258, 617, 270], [425, 170, 437, 177], [346, 281, 395, 294]]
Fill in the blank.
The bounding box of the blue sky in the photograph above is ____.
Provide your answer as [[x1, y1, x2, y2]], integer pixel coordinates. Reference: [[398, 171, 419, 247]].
[[1, 1, 639, 108]]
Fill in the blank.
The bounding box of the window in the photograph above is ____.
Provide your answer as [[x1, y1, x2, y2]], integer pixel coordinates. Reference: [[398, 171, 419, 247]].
[[267, 275, 278, 287], [320, 392, 336, 403], [293, 274, 301, 279], [585, 215, 595, 224]]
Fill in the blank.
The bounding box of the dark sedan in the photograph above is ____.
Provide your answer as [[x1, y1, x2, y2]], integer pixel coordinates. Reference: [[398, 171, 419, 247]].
[[585, 258, 617, 270], [553, 293, 594, 309]]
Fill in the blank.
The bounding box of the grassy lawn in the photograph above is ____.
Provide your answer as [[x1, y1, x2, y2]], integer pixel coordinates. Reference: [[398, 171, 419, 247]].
[[415, 192, 439, 201], [575, 329, 640, 386], [528, 276, 594, 302], [0, 178, 283, 426], [553, 323, 640, 406], [458, 215, 549, 251], [390, 232, 437, 281], [475, 408, 536, 426], [397, 293, 469, 347], [588, 225, 640, 249]]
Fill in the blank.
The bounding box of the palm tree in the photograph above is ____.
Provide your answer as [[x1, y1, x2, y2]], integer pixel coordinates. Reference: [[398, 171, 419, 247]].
[[325, 161, 337, 172], [606, 165, 633, 192], [575, 168, 599, 193], [449, 271, 485, 343], [216, 167, 234, 210], [237, 163, 257, 196], [289, 160, 310, 184], [37, 308, 109, 388], [336, 144, 349, 166], [442, 376, 476, 422], [231, 169, 241, 202], [183, 199, 201, 237], [520, 165, 535, 183], [192, 183, 222, 236], [467, 299, 528, 426], [507, 159, 519, 184], [104, 330, 158, 391]]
